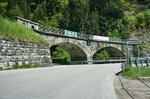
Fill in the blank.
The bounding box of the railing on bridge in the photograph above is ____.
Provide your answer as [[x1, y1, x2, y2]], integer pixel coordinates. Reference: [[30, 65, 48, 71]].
[[38, 25, 132, 43], [38, 25, 93, 39]]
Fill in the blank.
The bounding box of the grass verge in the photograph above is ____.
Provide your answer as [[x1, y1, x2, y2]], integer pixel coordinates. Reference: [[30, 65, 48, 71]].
[[122, 65, 150, 80], [0, 63, 53, 71], [0, 16, 48, 44]]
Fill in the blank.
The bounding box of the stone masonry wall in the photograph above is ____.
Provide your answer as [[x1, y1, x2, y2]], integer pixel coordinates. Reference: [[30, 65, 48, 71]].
[[0, 37, 52, 69]]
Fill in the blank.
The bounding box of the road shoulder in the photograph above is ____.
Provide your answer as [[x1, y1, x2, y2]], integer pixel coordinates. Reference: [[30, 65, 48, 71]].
[[114, 75, 150, 99], [114, 76, 132, 99]]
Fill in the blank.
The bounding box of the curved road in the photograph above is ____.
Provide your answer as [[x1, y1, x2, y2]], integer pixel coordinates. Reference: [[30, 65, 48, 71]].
[[0, 63, 121, 99]]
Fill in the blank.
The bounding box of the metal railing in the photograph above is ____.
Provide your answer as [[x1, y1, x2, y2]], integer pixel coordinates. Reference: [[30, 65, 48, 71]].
[[122, 57, 150, 70], [122, 57, 150, 79], [37, 24, 135, 43], [71, 57, 126, 64], [38, 25, 94, 39], [130, 57, 150, 67], [38, 25, 64, 35]]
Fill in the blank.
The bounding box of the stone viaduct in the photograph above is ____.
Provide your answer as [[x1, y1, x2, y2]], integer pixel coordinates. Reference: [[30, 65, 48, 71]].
[[16, 17, 141, 62]]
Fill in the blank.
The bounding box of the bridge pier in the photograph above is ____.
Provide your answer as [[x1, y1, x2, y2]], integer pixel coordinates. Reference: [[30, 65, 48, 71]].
[[87, 56, 93, 64]]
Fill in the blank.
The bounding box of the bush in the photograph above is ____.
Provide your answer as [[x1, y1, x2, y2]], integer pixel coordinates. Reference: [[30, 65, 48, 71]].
[[13, 62, 19, 69], [0, 67, 3, 71], [94, 50, 110, 60]]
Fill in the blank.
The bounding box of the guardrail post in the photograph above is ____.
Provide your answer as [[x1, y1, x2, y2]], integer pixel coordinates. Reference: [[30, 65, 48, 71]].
[[138, 59, 141, 79], [121, 63, 125, 73], [135, 58, 138, 67], [140, 60, 143, 66], [146, 58, 149, 67], [148, 59, 150, 67], [129, 57, 132, 66]]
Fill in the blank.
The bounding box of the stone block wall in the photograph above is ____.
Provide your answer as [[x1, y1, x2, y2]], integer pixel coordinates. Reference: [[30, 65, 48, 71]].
[[0, 37, 52, 69]]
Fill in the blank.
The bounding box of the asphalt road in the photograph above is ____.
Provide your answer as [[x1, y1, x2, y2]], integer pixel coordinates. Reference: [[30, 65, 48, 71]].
[[0, 63, 121, 99]]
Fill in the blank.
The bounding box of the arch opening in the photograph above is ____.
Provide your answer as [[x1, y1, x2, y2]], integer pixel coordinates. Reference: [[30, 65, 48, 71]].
[[31, 25, 35, 29], [93, 47, 125, 60], [50, 42, 87, 64]]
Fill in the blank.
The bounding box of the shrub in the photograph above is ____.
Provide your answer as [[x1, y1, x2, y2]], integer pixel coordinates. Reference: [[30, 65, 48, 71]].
[[13, 62, 19, 69]]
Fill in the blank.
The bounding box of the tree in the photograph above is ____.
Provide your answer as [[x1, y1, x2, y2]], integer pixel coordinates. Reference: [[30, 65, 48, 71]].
[[0, 2, 8, 17], [51, 46, 71, 64], [38, 13, 63, 27], [94, 50, 110, 59], [86, 9, 100, 35], [8, 4, 23, 19], [32, 1, 47, 22]]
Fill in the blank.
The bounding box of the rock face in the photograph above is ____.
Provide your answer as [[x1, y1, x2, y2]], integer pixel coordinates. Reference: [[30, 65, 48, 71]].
[[0, 37, 52, 69], [130, 28, 150, 56]]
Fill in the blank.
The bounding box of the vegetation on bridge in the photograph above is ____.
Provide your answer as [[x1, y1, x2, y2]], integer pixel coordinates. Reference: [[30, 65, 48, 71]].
[[0, 16, 48, 43]]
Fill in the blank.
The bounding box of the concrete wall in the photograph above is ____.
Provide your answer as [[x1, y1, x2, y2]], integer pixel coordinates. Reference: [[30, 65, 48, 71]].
[[0, 37, 52, 69]]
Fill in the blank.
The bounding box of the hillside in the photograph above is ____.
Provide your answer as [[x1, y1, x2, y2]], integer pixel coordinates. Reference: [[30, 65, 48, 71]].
[[0, 16, 48, 43], [130, 28, 150, 56], [0, 0, 150, 39], [1, 0, 150, 57]]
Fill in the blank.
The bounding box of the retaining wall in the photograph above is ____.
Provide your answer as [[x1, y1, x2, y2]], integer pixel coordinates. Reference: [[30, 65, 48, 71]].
[[0, 37, 52, 69]]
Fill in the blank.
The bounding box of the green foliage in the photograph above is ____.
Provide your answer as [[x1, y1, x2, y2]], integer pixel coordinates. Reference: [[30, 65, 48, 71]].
[[38, 13, 63, 27], [0, 62, 43, 71], [122, 65, 150, 79], [8, 4, 23, 19], [0, 2, 8, 17], [13, 62, 19, 69], [124, 15, 138, 30], [32, 1, 47, 22], [94, 50, 110, 59], [1, 0, 150, 39], [51, 46, 71, 64], [0, 67, 3, 71], [0, 16, 48, 43]]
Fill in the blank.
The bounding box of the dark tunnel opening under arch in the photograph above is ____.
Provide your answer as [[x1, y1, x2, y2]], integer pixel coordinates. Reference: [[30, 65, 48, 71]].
[[50, 42, 87, 64], [93, 47, 125, 60]]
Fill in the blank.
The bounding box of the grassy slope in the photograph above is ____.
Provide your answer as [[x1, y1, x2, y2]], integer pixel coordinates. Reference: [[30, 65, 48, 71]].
[[122, 65, 150, 79], [0, 16, 48, 44]]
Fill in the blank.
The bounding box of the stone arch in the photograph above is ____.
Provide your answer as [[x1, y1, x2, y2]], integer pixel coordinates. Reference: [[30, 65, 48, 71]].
[[93, 46, 125, 58], [50, 38, 92, 61], [91, 43, 125, 56]]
